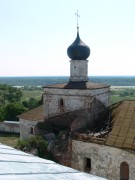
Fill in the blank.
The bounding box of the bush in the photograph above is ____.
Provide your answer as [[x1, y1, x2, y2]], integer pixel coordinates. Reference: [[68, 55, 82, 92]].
[[17, 139, 29, 150], [16, 136, 50, 158]]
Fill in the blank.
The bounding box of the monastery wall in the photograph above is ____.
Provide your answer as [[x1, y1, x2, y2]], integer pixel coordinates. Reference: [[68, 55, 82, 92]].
[[0, 121, 20, 134], [72, 140, 135, 180]]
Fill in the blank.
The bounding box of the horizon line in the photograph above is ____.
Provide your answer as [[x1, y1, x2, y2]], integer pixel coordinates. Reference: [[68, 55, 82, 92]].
[[0, 75, 135, 78]]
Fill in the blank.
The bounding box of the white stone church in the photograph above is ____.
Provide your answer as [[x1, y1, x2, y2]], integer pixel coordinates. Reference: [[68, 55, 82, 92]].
[[19, 24, 135, 180], [42, 25, 110, 130]]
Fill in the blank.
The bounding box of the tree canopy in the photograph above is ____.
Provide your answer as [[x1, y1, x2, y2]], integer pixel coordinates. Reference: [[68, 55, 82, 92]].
[[0, 84, 23, 105], [0, 84, 43, 121], [0, 84, 24, 121]]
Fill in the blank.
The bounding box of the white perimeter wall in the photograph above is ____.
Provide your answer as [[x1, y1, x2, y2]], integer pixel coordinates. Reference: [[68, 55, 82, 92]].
[[0, 121, 20, 134]]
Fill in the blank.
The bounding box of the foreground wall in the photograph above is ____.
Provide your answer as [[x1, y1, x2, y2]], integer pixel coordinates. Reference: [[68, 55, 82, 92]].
[[0, 121, 20, 134], [0, 143, 107, 180], [72, 140, 135, 180]]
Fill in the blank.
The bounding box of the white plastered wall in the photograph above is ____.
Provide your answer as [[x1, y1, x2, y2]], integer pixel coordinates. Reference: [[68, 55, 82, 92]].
[[43, 87, 110, 119], [72, 140, 135, 180]]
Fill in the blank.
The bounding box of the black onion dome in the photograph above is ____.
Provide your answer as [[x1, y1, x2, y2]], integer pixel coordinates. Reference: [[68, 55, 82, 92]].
[[67, 31, 90, 60]]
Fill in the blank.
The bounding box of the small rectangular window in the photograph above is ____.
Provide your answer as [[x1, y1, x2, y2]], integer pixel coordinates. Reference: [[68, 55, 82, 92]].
[[59, 98, 64, 107]]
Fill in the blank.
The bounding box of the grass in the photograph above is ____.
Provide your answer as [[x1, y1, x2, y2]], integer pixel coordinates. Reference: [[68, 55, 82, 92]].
[[110, 95, 135, 104], [0, 133, 20, 147], [21, 90, 43, 101]]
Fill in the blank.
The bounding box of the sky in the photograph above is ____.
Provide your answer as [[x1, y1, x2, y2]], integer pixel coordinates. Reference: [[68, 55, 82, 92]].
[[0, 0, 135, 77]]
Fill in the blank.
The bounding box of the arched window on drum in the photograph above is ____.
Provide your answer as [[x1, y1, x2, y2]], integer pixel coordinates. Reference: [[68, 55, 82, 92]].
[[58, 98, 64, 113]]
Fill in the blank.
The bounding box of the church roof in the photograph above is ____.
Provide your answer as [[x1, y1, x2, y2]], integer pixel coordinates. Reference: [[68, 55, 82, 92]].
[[106, 100, 135, 150], [73, 100, 135, 151], [0, 143, 106, 180], [18, 100, 135, 151], [43, 81, 110, 90], [18, 105, 44, 121]]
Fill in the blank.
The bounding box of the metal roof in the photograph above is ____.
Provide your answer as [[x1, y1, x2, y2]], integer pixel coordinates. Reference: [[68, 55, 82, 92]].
[[0, 144, 107, 180], [72, 100, 135, 151]]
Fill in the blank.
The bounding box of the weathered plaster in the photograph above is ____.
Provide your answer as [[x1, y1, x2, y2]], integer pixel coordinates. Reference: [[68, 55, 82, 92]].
[[70, 60, 88, 81], [46, 98, 106, 132], [72, 140, 135, 180], [0, 121, 20, 134], [20, 119, 43, 140], [43, 87, 110, 119]]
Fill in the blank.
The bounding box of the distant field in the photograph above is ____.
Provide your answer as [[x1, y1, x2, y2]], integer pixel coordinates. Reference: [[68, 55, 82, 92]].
[[0, 133, 19, 147], [21, 89, 43, 101], [21, 87, 135, 105], [110, 95, 135, 104], [110, 87, 135, 104]]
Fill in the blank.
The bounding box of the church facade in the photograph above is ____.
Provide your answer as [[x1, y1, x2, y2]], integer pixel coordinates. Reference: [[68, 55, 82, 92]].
[[42, 25, 135, 180], [18, 21, 135, 180], [43, 26, 110, 131], [71, 100, 135, 180]]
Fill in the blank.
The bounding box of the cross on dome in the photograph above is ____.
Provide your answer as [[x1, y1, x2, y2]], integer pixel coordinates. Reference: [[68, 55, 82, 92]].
[[75, 10, 80, 27], [67, 10, 90, 60], [75, 10, 80, 33]]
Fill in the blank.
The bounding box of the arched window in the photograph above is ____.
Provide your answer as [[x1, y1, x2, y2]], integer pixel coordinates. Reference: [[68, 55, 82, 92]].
[[30, 126, 35, 134], [120, 162, 129, 180], [58, 98, 64, 113], [59, 98, 64, 107]]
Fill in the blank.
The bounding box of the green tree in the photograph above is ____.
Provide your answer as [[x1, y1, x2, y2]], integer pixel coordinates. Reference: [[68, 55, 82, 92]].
[[0, 107, 4, 121], [17, 136, 51, 159], [22, 97, 43, 110], [5, 86, 23, 102], [0, 84, 23, 105], [3, 102, 27, 121]]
